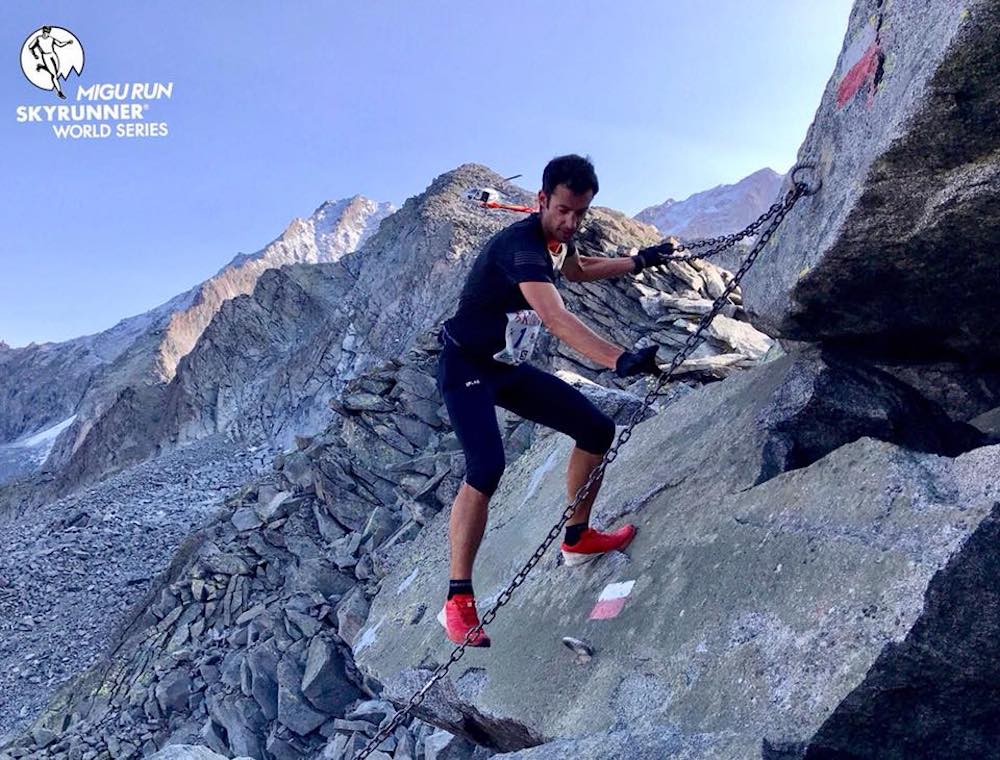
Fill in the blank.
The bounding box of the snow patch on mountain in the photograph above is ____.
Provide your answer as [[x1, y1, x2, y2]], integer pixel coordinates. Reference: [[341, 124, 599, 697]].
[[7, 414, 77, 456], [0, 414, 77, 483]]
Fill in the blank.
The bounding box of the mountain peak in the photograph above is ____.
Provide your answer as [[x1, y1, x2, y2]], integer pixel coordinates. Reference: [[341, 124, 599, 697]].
[[746, 167, 780, 179], [404, 164, 535, 218], [634, 167, 787, 242], [215, 195, 394, 277], [309, 195, 394, 226]]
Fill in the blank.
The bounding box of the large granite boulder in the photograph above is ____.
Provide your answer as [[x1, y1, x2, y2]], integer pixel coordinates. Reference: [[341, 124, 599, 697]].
[[353, 350, 998, 757], [742, 0, 1000, 364]]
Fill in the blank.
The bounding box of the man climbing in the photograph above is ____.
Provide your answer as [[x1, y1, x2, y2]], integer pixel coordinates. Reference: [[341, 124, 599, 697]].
[[436, 154, 675, 646]]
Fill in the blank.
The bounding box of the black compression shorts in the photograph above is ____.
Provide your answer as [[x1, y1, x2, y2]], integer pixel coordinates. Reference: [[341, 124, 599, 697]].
[[436, 331, 615, 497]]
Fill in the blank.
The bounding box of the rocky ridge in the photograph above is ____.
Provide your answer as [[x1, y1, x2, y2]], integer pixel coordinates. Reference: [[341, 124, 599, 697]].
[[0, 196, 392, 500]]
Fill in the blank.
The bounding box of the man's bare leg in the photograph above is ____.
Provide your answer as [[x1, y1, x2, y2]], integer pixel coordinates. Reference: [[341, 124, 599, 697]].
[[565, 447, 605, 526], [449, 481, 490, 580], [442, 481, 492, 646]]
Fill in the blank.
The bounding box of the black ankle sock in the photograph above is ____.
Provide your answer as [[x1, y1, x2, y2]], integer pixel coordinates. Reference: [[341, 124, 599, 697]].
[[448, 579, 474, 599], [564, 522, 588, 546]]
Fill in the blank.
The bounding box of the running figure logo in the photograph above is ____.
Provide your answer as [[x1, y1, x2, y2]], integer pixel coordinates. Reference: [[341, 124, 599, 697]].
[[20, 26, 84, 99]]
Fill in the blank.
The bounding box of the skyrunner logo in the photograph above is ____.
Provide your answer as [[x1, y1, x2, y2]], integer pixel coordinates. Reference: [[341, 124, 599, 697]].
[[20, 25, 84, 99], [15, 25, 173, 140]]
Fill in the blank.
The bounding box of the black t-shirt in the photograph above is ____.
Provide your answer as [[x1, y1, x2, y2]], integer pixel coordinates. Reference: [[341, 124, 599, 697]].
[[443, 213, 574, 358]]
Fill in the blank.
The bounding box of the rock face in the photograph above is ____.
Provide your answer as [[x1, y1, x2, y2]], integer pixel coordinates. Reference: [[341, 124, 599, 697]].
[[871, 359, 1000, 423], [0, 321, 154, 485], [741, 0, 1000, 364], [790, 503, 1000, 759], [355, 350, 999, 757]]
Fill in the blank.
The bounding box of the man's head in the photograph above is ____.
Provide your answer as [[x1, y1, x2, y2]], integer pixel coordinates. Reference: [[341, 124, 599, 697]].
[[42, 26, 52, 34], [538, 154, 598, 244]]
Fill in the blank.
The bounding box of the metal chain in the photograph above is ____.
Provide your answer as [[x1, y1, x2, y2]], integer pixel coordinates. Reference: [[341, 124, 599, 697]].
[[355, 173, 817, 759], [665, 203, 782, 261]]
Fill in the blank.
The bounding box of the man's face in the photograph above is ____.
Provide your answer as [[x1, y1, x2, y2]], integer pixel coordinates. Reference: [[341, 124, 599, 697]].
[[538, 184, 593, 244]]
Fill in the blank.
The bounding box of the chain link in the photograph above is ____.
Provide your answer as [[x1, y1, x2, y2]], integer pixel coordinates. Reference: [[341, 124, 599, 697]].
[[659, 198, 784, 262], [355, 176, 815, 759]]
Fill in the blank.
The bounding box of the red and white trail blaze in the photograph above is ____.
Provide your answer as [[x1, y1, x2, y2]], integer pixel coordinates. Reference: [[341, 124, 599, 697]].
[[836, 21, 883, 109]]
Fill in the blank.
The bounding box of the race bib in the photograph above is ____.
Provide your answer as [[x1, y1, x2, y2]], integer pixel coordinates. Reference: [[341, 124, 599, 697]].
[[493, 309, 542, 365]]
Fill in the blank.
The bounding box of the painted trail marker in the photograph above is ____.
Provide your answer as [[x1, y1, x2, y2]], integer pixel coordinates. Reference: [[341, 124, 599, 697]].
[[589, 579, 636, 620]]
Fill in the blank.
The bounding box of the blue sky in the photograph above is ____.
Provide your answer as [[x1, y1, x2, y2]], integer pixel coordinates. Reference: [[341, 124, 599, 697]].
[[1, 1, 852, 348]]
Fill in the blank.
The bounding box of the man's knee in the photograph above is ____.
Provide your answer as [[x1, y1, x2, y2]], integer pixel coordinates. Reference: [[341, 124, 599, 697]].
[[465, 456, 506, 497], [577, 412, 615, 455]]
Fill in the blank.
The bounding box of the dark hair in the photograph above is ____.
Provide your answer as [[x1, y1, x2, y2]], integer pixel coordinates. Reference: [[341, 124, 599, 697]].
[[42, 25, 52, 32], [542, 154, 599, 197]]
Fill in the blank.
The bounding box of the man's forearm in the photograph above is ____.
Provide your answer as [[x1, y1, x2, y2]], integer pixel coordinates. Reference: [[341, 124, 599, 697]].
[[545, 308, 623, 369], [575, 255, 636, 282]]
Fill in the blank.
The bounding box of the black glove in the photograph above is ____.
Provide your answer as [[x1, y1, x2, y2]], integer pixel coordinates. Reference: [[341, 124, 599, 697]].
[[631, 239, 677, 272], [615, 345, 660, 378]]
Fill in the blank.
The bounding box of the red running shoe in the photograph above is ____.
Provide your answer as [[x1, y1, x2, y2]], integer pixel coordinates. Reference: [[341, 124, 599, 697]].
[[560, 524, 637, 567], [437, 593, 491, 647]]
